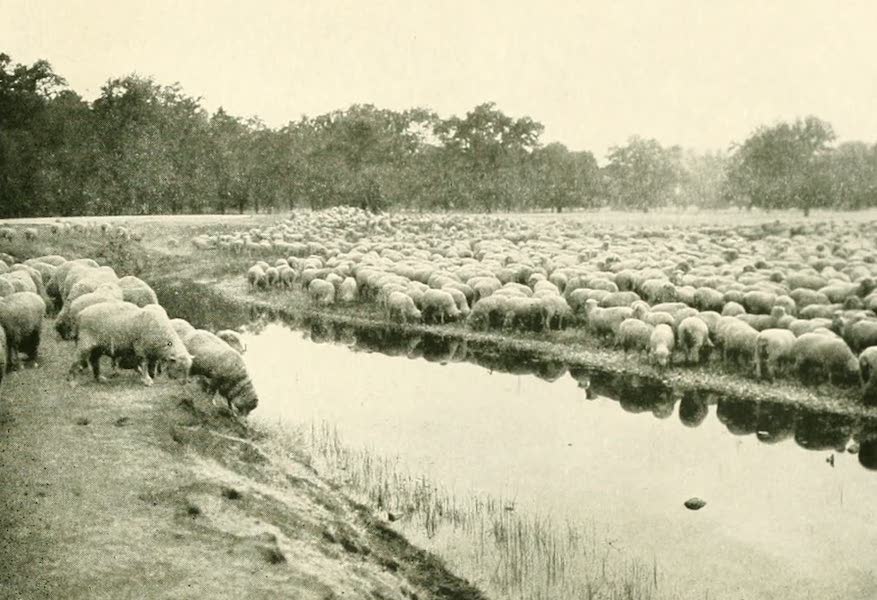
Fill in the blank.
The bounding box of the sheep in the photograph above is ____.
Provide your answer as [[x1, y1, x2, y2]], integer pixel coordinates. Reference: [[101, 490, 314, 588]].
[[442, 286, 471, 317], [835, 318, 877, 353], [216, 330, 247, 354], [754, 329, 797, 380], [0, 292, 46, 369], [265, 266, 280, 287], [539, 294, 572, 329], [791, 332, 860, 386], [737, 306, 787, 332], [786, 318, 833, 337], [677, 316, 712, 364], [117, 276, 159, 307], [616, 318, 654, 355], [247, 265, 268, 291], [598, 291, 641, 308], [467, 296, 508, 330], [421, 289, 461, 324], [742, 291, 776, 315], [183, 329, 258, 416], [584, 299, 633, 338], [649, 324, 675, 368], [859, 347, 877, 405], [639, 279, 678, 304], [71, 302, 192, 386], [170, 318, 196, 341], [0, 278, 14, 298], [722, 301, 746, 316], [3, 271, 38, 294], [308, 279, 335, 306], [716, 317, 759, 369], [789, 288, 830, 308], [694, 287, 725, 312], [338, 277, 358, 303], [799, 303, 843, 320], [502, 297, 545, 331], [385, 291, 422, 323], [55, 283, 124, 340]]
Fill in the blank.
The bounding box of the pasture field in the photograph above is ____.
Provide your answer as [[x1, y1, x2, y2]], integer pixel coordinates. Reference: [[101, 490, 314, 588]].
[[4, 208, 877, 600]]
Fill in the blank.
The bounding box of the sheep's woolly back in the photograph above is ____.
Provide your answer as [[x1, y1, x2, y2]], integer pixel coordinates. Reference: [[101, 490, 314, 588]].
[[183, 329, 258, 414], [0, 292, 46, 346]]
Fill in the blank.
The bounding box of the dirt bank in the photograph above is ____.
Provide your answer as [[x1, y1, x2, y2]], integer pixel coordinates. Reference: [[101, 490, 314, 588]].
[[0, 322, 484, 600]]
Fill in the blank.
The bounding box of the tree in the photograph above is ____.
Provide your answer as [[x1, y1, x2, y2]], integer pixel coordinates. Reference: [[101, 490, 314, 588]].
[[604, 137, 681, 210], [532, 143, 601, 212], [677, 150, 729, 209], [725, 116, 835, 215], [823, 142, 877, 209]]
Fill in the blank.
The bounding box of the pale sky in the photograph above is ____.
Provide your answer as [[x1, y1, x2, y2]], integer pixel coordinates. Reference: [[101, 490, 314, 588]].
[[3, 0, 877, 158]]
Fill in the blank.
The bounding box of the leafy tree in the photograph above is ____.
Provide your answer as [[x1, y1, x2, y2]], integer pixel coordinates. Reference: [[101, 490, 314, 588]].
[[604, 137, 681, 210], [726, 116, 835, 215], [532, 143, 601, 212], [822, 142, 877, 209]]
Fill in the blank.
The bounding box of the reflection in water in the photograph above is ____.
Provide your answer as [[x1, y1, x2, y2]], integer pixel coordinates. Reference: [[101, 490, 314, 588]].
[[283, 315, 877, 467], [154, 274, 877, 471]]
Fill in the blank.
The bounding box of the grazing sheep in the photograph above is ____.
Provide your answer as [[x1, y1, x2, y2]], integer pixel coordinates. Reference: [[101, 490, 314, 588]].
[[170, 318, 196, 341], [183, 329, 259, 416], [308, 279, 335, 306], [55, 283, 124, 340], [859, 347, 877, 405], [640, 279, 678, 304], [265, 266, 280, 287], [3, 271, 38, 294], [539, 294, 573, 329], [616, 318, 654, 355], [467, 296, 508, 330], [677, 316, 712, 364], [385, 291, 422, 323], [0, 292, 47, 369], [799, 303, 843, 320], [754, 329, 797, 380], [716, 317, 759, 369], [835, 318, 877, 353], [502, 297, 545, 331], [118, 276, 158, 307], [649, 324, 675, 368], [694, 287, 725, 312], [442, 286, 471, 317], [584, 299, 633, 338], [790, 288, 830, 308], [247, 265, 268, 291], [216, 329, 247, 354], [792, 332, 860, 386], [72, 302, 192, 386], [421, 289, 461, 324], [742, 291, 776, 315], [338, 277, 358, 303], [737, 306, 787, 332], [0, 278, 14, 298]]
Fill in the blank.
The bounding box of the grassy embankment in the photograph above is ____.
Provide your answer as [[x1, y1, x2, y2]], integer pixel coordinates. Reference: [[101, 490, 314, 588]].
[[0, 318, 486, 599]]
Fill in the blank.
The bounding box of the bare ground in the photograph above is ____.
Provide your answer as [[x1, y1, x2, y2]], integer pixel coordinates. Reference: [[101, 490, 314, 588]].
[[0, 323, 484, 600]]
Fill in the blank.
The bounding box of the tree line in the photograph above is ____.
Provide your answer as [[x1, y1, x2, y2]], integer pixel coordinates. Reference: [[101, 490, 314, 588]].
[[2, 53, 876, 218]]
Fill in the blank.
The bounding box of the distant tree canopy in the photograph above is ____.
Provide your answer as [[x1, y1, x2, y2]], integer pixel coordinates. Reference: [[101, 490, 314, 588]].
[[2, 53, 877, 217]]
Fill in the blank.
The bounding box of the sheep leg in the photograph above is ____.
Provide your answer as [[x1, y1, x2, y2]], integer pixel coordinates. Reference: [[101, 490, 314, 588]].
[[138, 358, 154, 387], [89, 348, 108, 383]]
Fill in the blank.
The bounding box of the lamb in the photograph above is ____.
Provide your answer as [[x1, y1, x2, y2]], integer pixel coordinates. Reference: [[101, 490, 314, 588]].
[[385, 291, 422, 323], [754, 328, 797, 380], [716, 317, 759, 369], [502, 297, 545, 331], [791, 332, 860, 386], [467, 296, 508, 330], [677, 316, 713, 364], [216, 329, 247, 354], [308, 279, 336, 306], [183, 329, 259, 416], [71, 302, 192, 386], [55, 283, 124, 340], [649, 324, 675, 368], [0, 292, 47, 369], [442, 286, 471, 317]]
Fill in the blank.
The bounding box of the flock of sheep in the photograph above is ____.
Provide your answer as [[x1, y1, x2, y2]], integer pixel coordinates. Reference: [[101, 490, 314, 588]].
[[0, 220, 139, 243], [191, 207, 877, 406], [0, 249, 257, 415]]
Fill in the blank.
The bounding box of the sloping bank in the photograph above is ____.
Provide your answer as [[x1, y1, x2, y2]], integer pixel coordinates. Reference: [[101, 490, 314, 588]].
[[0, 319, 485, 600], [153, 275, 877, 421]]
